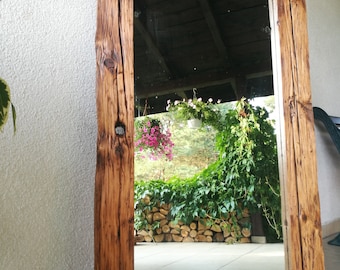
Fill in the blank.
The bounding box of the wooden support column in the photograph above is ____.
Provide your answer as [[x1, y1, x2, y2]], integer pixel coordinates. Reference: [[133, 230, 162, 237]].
[[95, 0, 134, 269], [269, 0, 325, 269]]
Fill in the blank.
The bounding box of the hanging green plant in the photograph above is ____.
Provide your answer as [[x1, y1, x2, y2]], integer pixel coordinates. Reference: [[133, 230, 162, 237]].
[[0, 78, 16, 133], [166, 97, 222, 130]]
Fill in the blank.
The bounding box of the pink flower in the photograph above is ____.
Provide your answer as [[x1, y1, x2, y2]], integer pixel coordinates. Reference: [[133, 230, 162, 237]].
[[134, 118, 174, 161]]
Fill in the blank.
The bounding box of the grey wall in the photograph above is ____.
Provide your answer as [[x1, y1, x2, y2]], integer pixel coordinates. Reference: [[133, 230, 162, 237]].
[[307, 0, 340, 236], [0, 1, 97, 269]]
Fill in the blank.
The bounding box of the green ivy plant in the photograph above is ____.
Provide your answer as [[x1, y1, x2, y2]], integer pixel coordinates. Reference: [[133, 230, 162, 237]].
[[134, 179, 173, 232], [134, 98, 282, 240], [214, 98, 281, 239], [0, 78, 16, 133]]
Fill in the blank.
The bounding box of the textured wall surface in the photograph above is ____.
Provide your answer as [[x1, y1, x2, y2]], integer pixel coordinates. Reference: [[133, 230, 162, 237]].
[[1, 0, 339, 268], [307, 0, 340, 230], [0, 1, 97, 269]]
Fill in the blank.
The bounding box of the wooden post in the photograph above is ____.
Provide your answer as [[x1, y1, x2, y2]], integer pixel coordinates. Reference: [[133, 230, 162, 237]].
[[269, 0, 325, 269], [95, 0, 134, 269], [93, 0, 325, 269]]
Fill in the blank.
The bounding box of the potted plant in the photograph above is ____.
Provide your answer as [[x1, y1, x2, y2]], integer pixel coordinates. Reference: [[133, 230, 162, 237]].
[[166, 97, 221, 129], [0, 78, 16, 132], [134, 117, 174, 160]]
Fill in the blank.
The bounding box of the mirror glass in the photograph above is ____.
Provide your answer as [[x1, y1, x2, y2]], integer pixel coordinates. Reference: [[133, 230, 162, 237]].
[[134, 0, 284, 269]]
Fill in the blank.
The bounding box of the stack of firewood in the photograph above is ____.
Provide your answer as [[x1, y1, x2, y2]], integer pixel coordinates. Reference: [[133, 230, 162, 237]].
[[136, 203, 252, 243]]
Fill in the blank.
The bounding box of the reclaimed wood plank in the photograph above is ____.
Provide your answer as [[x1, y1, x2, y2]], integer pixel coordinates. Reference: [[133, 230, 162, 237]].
[[269, 0, 325, 269], [95, 0, 134, 269]]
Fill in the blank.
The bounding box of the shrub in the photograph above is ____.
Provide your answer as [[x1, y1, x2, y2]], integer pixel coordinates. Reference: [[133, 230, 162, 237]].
[[134, 98, 282, 240]]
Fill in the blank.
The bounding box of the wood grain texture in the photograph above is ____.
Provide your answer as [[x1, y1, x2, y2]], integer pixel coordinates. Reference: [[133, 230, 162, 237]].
[[270, 0, 325, 269], [93, 0, 325, 269], [95, 0, 134, 269]]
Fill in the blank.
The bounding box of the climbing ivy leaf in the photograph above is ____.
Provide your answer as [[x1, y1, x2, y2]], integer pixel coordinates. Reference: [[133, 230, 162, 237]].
[[0, 78, 16, 133]]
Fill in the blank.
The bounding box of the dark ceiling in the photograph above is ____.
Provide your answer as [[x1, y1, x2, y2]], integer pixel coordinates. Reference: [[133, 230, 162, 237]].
[[134, 0, 273, 116]]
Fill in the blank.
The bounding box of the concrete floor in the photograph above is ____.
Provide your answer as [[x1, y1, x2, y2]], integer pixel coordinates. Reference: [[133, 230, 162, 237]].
[[135, 235, 339, 270], [135, 242, 284, 270], [324, 234, 340, 270]]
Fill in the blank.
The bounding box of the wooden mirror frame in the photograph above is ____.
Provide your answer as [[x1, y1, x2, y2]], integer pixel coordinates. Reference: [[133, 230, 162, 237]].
[[94, 0, 325, 269]]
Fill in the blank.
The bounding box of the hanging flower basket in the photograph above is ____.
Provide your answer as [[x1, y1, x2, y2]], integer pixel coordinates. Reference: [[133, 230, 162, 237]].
[[166, 97, 221, 130], [187, 118, 202, 129], [134, 117, 174, 160]]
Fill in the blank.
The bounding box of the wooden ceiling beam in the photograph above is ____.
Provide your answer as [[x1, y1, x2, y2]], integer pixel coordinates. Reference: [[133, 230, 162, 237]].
[[136, 70, 272, 98], [198, 0, 230, 64], [136, 74, 233, 98], [134, 14, 172, 79]]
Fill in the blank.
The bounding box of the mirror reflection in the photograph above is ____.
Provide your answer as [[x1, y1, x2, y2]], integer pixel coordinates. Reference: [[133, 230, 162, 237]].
[[134, 1, 284, 269]]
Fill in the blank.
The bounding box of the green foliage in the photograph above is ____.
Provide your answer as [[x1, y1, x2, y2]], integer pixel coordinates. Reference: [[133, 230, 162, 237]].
[[0, 78, 16, 133], [134, 98, 282, 240], [134, 179, 173, 231], [134, 114, 218, 180], [213, 98, 281, 239], [167, 97, 222, 129], [134, 116, 174, 160], [214, 99, 278, 208]]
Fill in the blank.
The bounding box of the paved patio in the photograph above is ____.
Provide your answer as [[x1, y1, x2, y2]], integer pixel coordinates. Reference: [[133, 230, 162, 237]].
[[135, 235, 340, 270], [135, 242, 284, 270]]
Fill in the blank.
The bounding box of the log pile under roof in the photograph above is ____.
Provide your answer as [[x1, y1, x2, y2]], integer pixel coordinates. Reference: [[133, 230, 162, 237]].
[[135, 203, 252, 244]]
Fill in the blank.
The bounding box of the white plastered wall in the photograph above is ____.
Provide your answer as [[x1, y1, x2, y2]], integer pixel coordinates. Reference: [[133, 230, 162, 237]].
[[307, 0, 340, 236], [2, 0, 339, 268], [0, 1, 97, 269]]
